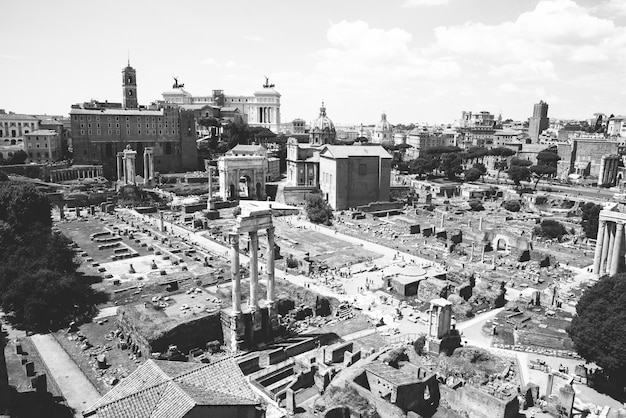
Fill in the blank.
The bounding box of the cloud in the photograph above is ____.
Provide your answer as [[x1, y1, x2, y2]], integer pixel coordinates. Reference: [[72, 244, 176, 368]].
[[242, 35, 262, 42], [403, 0, 449, 6], [433, 0, 622, 63], [591, 0, 626, 17], [489, 60, 557, 81], [202, 58, 242, 69], [0, 53, 21, 60]]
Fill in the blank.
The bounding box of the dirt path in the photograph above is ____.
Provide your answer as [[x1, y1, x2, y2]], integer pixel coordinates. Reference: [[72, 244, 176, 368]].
[[30, 334, 101, 416]]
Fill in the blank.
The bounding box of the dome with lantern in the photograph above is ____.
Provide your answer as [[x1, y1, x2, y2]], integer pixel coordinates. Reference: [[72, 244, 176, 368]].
[[309, 102, 336, 145], [373, 112, 393, 145]]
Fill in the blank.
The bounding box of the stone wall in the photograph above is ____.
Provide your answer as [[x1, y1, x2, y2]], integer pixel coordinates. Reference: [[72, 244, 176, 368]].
[[439, 384, 519, 418]]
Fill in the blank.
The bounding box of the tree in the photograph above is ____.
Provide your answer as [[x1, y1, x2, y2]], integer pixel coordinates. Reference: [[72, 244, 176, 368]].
[[568, 274, 626, 380], [305, 193, 333, 225], [530, 165, 556, 190], [507, 165, 531, 188], [510, 157, 532, 167], [534, 219, 568, 239], [0, 182, 51, 233], [0, 180, 107, 332], [464, 168, 482, 182], [409, 156, 437, 177], [465, 146, 489, 163], [439, 153, 463, 180], [1, 150, 28, 165], [501, 200, 521, 212], [0, 171, 7, 182], [490, 147, 516, 181], [1, 269, 107, 332], [581, 202, 603, 239]]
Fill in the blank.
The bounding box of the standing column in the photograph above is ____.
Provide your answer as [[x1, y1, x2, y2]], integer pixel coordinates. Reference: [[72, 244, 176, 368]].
[[610, 223, 624, 276], [143, 152, 149, 184], [593, 220, 607, 274], [600, 221, 611, 274], [230, 233, 241, 313], [116, 154, 123, 181], [266, 227, 275, 304], [607, 223, 616, 274], [249, 231, 259, 310]]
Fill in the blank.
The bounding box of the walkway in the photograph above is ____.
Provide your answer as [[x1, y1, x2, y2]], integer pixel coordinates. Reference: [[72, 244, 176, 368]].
[[30, 334, 101, 416]]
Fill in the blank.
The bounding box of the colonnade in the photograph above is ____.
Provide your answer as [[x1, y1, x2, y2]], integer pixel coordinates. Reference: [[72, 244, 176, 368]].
[[116, 147, 137, 185], [50, 166, 103, 183], [229, 226, 275, 313], [258, 106, 274, 124], [593, 219, 625, 276]]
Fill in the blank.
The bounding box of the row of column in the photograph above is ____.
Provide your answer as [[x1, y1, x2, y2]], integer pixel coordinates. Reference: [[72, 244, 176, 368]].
[[229, 227, 275, 313], [593, 219, 624, 276], [258, 106, 273, 124], [51, 167, 103, 182]]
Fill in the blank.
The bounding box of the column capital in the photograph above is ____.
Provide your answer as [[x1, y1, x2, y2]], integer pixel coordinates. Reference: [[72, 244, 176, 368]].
[[229, 232, 240, 247], [599, 219, 607, 225]]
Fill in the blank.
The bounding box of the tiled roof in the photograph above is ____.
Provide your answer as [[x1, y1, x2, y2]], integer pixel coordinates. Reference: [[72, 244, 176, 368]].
[[84, 358, 260, 417], [70, 108, 164, 116], [0, 113, 39, 121]]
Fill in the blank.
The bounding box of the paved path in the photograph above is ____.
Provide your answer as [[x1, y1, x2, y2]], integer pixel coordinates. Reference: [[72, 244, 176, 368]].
[[30, 334, 101, 416]]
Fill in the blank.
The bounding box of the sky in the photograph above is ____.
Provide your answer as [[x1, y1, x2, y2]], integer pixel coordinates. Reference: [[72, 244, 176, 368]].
[[2, 0, 626, 126]]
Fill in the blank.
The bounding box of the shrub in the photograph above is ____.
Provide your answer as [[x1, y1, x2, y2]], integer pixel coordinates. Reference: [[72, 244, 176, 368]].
[[469, 199, 484, 211], [501, 200, 521, 212]]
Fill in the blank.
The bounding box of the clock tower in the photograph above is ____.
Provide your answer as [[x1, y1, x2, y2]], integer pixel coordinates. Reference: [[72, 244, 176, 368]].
[[122, 62, 138, 109]]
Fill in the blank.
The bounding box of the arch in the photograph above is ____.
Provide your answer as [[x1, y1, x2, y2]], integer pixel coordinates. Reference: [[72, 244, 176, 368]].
[[492, 234, 511, 252], [239, 175, 251, 199], [10, 139, 16, 145]]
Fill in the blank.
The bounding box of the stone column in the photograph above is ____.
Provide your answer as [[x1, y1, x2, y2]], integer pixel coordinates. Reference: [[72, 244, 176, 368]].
[[230, 233, 241, 313], [207, 166, 214, 210], [607, 223, 616, 274], [593, 220, 607, 274], [143, 152, 149, 185], [610, 223, 624, 276], [249, 231, 259, 310], [600, 221, 611, 274], [266, 227, 275, 304], [116, 153, 123, 182]]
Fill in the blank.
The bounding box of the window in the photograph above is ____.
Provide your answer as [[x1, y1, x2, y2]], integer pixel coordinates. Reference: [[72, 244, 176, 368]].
[[127, 130, 130, 135], [138, 130, 141, 135], [87, 116, 91, 121], [88, 130, 92, 135], [108, 130, 112, 135], [116, 129, 120, 135], [96, 116, 100, 121], [80, 123, 84, 128], [73, 116, 78, 121], [97, 129, 101, 135], [88, 123, 92, 128], [116, 123, 120, 128], [108, 123, 111, 128], [115, 116, 119, 121], [358, 164, 367, 175], [80, 129, 85, 135], [126, 124, 130, 128]]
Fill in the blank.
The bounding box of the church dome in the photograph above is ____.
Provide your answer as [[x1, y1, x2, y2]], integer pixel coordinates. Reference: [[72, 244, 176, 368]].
[[375, 112, 392, 132], [311, 102, 335, 132]]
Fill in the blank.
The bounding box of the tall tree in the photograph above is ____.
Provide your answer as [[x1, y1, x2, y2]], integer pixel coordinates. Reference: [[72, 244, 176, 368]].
[[568, 274, 626, 382], [305, 193, 333, 225]]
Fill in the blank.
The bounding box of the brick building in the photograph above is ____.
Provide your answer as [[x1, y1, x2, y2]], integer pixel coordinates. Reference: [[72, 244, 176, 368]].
[[70, 63, 198, 179]]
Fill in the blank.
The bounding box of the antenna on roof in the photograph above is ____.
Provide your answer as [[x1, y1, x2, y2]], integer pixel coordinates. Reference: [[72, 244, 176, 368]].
[[127, 51, 130, 67]]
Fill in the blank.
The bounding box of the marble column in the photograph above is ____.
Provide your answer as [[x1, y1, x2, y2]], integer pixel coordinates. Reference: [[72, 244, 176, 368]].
[[266, 227, 275, 304], [249, 231, 259, 310], [610, 222, 624, 276], [600, 221, 612, 274], [230, 233, 241, 313], [116, 154, 123, 182], [593, 220, 607, 274], [607, 223, 616, 274], [143, 152, 149, 184]]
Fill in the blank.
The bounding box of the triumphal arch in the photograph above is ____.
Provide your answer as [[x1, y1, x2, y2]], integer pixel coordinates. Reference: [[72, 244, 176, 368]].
[[217, 145, 267, 201], [221, 205, 278, 351]]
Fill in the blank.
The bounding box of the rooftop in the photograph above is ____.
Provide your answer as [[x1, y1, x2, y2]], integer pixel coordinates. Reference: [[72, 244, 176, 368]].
[[25, 129, 57, 136], [84, 358, 260, 418], [320, 145, 392, 159], [364, 362, 420, 386], [0, 113, 39, 121]]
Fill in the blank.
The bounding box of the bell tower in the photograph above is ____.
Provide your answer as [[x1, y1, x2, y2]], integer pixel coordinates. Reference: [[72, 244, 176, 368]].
[[122, 62, 138, 109]]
